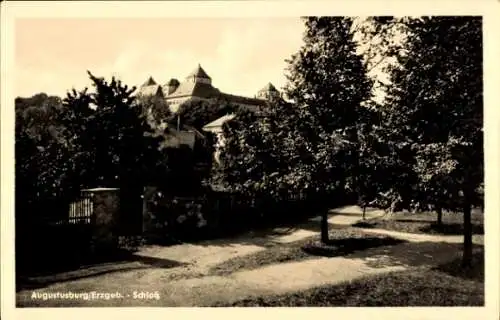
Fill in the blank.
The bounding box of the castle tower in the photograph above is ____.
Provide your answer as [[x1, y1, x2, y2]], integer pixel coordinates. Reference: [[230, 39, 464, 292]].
[[141, 76, 157, 87], [137, 76, 163, 98], [185, 64, 212, 85], [256, 82, 280, 100], [166, 78, 180, 95]]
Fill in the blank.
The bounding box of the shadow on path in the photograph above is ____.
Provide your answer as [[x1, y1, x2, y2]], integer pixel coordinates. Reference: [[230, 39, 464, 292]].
[[348, 241, 484, 270], [302, 237, 407, 257], [17, 254, 186, 292], [152, 205, 374, 249], [419, 223, 484, 235], [176, 220, 347, 249]]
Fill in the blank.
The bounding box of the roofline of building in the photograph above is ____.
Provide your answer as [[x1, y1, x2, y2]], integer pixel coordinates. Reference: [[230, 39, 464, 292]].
[[166, 93, 215, 99], [202, 114, 236, 129]]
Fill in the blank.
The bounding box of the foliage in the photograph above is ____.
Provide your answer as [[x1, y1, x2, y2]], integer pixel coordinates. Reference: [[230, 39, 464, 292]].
[[371, 17, 483, 209], [374, 16, 483, 265], [16, 72, 230, 227], [145, 190, 208, 236], [135, 93, 173, 127], [214, 17, 374, 240], [15, 93, 79, 221], [154, 98, 236, 187], [174, 98, 239, 131], [16, 72, 170, 223], [81, 72, 163, 186], [284, 16, 374, 208]]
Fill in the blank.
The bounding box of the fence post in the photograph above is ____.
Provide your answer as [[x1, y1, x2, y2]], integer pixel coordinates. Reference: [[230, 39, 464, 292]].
[[83, 188, 120, 253]]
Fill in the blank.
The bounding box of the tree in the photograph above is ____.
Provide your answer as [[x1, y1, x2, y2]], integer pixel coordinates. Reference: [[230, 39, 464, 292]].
[[62, 72, 165, 234], [215, 17, 373, 243], [174, 98, 238, 131], [15, 93, 78, 222], [15, 93, 86, 268], [353, 103, 382, 219], [379, 17, 483, 266], [58, 88, 97, 191], [135, 93, 173, 128], [284, 16, 373, 241]]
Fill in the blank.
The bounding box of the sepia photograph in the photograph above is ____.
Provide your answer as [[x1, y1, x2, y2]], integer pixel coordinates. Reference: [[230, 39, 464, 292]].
[[1, 1, 499, 318]]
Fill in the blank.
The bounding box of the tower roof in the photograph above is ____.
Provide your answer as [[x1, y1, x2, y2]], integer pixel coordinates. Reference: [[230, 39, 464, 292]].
[[137, 84, 163, 97], [142, 76, 157, 87], [260, 82, 278, 92], [186, 64, 211, 80], [167, 78, 180, 86], [165, 81, 219, 99]]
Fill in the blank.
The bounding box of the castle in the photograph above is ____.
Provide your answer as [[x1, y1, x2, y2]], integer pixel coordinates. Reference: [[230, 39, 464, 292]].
[[137, 64, 280, 114], [137, 64, 281, 155]]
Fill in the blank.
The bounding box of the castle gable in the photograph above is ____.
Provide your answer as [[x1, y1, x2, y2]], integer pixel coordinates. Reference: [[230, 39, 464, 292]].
[[186, 64, 211, 80]]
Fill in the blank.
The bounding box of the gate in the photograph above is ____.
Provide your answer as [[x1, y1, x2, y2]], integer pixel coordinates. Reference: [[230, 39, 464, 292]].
[[68, 190, 94, 224]]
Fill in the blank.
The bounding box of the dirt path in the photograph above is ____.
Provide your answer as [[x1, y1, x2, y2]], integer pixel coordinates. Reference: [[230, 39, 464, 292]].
[[16, 206, 475, 307], [361, 228, 484, 245], [152, 257, 408, 307], [18, 239, 466, 307], [123, 206, 386, 276]]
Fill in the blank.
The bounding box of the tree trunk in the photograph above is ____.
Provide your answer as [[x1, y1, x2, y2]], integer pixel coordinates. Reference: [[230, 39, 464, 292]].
[[462, 201, 473, 268], [362, 205, 366, 220], [388, 199, 397, 217], [321, 209, 329, 243], [436, 207, 443, 225]]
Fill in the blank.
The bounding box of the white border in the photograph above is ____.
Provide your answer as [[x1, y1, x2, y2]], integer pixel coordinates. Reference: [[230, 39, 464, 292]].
[[2, 1, 499, 320]]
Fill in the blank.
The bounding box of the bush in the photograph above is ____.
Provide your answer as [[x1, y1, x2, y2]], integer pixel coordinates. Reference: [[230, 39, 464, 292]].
[[144, 190, 209, 239]]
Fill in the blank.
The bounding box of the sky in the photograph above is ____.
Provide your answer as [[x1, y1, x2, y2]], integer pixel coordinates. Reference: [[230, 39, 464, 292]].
[[15, 18, 306, 98]]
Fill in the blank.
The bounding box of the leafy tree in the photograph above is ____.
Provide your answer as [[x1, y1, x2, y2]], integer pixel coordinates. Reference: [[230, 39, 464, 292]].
[[58, 88, 97, 191], [214, 104, 295, 196], [136, 93, 173, 127], [15, 93, 77, 222], [215, 17, 373, 243], [284, 16, 373, 241], [15, 94, 84, 268], [354, 17, 410, 90], [352, 103, 382, 219], [349, 17, 419, 216], [379, 17, 483, 266], [174, 98, 238, 131], [62, 72, 165, 234]]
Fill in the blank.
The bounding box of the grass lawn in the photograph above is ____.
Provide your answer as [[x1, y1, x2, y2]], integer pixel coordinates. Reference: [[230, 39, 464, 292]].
[[212, 250, 484, 307], [352, 209, 484, 235], [209, 228, 406, 276]]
